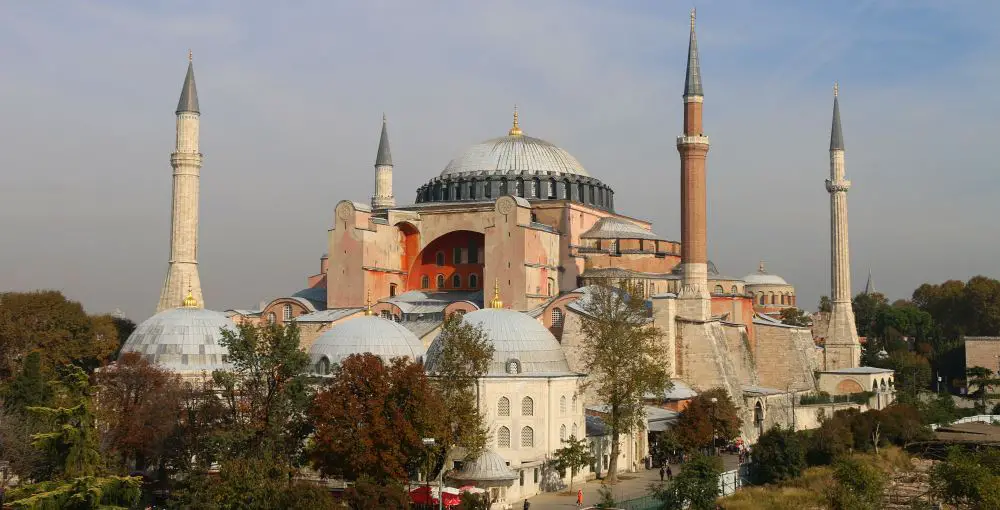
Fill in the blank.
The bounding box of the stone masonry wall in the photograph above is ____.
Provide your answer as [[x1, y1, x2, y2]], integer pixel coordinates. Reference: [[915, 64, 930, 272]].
[[754, 322, 819, 392]]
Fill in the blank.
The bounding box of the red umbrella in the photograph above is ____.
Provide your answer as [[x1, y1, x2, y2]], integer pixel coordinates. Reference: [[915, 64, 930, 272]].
[[409, 485, 435, 505]]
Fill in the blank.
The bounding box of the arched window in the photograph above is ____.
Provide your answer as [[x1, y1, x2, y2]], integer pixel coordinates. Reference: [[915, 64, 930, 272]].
[[714, 285, 724, 294], [521, 426, 534, 447], [549, 179, 557, 198], [516, 180, 524, 197], [452, 274, 462, 288], [498, 397, 510, 417], [572, 423, 578, 438], [560, 396, 567, 416], [547, 278, 556, 296], [507, 360, 520, 374], [421, 275, 430, 289], [389, 283, 397, 297], [316, 357, 330, 375], [521, 396, 534, 416], [769, 292, 775, 304], [380, 310, 391, 319], [436, 252, 445, 266], [560, 424, 567, 442], [453, 247, 463, 264], [498, 426, 511, 448], [436, 274, 445, 289], [758, 293, 765, 306], [572, 395, 578, 411], [731, 285, 738, 294], [267, 312, 276, 324], [282, 304, 292, 321], [469, 274, 479, 289], [551, 308, 564, 328]]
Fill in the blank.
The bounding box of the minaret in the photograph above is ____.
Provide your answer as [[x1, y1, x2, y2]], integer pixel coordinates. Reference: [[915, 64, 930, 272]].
[[371, 114, 395, 210], [823, 82, 861, 369], [864, 268, 876, 295], [157, 51, 204, 312], [676, 9, 712, 320]]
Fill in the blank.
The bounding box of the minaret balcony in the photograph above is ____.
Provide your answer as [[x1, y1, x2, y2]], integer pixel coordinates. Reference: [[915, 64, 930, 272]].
[[825, 179, 851, 192], [676, 135, 710, 147]]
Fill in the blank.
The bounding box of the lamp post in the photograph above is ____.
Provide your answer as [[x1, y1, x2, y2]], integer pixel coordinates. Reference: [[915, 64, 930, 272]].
[[710, 397, 718, 456], [422, 438, 443, 510]]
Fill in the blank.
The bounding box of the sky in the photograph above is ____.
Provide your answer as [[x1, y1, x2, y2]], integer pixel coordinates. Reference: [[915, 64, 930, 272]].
[[1, 1, 998, 321]]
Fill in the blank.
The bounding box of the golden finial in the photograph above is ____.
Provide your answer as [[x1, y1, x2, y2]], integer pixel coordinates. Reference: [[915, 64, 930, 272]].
[[364, 290, 375, 316], [188, 49, 193, 63], [508, 105, 523, 136], [489, 279, 504, 309], [833, 81, 839, 97], [182, 290, 198, 308], [690, 8, 696, 29]]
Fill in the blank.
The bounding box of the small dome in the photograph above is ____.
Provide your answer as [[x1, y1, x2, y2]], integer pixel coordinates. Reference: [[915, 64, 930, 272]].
[[309, 315, 425, 373], [425, 308, 571, 376], [119, 307, 235, 375], [743, 261, 789, 286], [451, 449, 517, 482], [441, 135, 589, 178]]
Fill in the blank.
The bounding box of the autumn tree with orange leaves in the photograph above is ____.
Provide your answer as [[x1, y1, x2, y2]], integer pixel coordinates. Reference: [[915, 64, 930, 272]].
[[310, 353, 447, 482]]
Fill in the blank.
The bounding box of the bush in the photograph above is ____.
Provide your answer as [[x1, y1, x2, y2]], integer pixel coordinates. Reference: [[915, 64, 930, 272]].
[[827, 456, 886, 510], [750, 426, 807, 485], [930, 447, 1000, 508], [806, 410, 856, 466], [654, 455, 723, 510], [7, 476, 142, 510]]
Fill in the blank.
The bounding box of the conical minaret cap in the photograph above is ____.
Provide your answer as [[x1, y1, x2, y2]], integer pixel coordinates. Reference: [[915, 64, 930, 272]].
[[176, 53, 200, 114], [375, 114, 393, 166], [683, 9, 704, 98], [830, 82, 844, 151]]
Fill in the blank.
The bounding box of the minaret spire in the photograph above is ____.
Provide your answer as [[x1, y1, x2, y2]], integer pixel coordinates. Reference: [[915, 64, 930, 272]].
[[823, 81, 861, 369], [676, 8, 711, 320], [158, 53, 205, 312], [371, 114, 396, 209], [864, 267, 876, 295]]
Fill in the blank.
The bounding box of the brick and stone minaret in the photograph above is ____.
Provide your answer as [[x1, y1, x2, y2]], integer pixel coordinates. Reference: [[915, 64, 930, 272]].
[[157, 52, 204, 312], [371, 114, 395, 210], [823, 83, 861, 369], [676, 9, 711, 320]]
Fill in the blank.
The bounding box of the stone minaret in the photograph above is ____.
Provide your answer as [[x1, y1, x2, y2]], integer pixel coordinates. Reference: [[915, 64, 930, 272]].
[[676, 9, 712, 320], [823, 83, 861, 369], [157, 52, 204, 312], [371, 114, 395, 210]]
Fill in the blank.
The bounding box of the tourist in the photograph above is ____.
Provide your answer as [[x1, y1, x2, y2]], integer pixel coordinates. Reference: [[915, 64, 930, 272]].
[[659, 466, 665, 481], [577, 488, 583, 508], [666, 465, 673, 481]]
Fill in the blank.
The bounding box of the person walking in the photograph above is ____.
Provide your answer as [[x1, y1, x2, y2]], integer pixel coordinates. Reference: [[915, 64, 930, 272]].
[[577, 488, 583, 508], [523, 498, 530, 510], [666, 465, 673, 481], [659, 466, 665, 482]]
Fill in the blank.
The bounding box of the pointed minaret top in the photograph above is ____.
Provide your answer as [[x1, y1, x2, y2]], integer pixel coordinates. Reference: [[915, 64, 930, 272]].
[[508, 104, 523, 136], [375, 114, 393, 166], [176, 53, 200, 114], [684, 8, 704, 98], [830, 82, 844, 151], [864, 268, 876, 295]]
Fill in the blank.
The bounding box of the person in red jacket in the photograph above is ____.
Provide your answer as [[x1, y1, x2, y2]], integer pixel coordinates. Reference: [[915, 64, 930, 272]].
[[577, 488, 583, 508]]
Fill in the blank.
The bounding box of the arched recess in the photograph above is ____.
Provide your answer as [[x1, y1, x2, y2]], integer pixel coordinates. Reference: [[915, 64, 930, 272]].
[[407, 230, 486, 291], [396, 222, 420, 292]]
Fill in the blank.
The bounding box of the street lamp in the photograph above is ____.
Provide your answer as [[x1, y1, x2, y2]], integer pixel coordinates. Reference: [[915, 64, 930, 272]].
[[422, 438, 443, 510], [710, 397, 718, 456]]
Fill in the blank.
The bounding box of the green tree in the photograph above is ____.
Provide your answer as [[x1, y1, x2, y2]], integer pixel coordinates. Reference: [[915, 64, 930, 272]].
[[806, 410, 854, 466], [654, 454, 722, 510], [551, 435, 595, 491], [310, 353, 446, 483], [819, 295, 832, 313], [675, 388, 742, 453], [425, 312, 495, 463], [596, 483, 617, 509], [27, 365, 102, 479], [827, 456, 887, 510], [778, 307, 811, 327], [169, 457, 337, 510], [965, 366, 997, 411], [211, 321, 313, 463], [578, 282, 671, 483], [852, 291, 889, 338], [930, 447, 1000, 509], [651, 429, 682, 467], [749, 426, 806, 485], [2, 351, 53, 414], [876, 351, 931, 401], [0, 405, 44, 489], [343, 476, 410, 510], [457, 491, 489, 510]]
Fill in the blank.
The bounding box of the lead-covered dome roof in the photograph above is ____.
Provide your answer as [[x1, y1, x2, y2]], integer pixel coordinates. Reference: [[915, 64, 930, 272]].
[[743, 262, 789, 286], [441, 134, 589, 178], [119, 307, 235, 374], [308, 315, 425, 370], [425, 308, 572, 376]]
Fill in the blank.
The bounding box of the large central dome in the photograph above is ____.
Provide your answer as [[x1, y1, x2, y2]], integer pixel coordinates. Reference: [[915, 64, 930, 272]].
[[440, 134, 589, 178]]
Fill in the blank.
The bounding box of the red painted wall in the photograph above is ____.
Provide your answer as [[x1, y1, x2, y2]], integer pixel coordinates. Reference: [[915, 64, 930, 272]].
[[407, 230, 485, 292]]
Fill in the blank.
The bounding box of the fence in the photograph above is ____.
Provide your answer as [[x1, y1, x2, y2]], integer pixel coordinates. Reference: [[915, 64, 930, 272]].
[[616, 494, 661, 510], [718, 464, 750, 497], [929, 414, 1000, 430]]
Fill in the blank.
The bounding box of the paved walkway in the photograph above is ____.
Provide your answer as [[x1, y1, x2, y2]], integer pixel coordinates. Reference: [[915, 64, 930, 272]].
[[515, 455, 740, 509]]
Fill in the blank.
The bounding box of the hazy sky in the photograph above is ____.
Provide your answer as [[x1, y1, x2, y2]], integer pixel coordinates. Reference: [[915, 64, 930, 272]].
[[1, 1, 998, 321]]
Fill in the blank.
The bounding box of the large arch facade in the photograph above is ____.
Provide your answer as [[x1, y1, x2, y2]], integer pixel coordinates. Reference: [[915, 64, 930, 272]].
[[406, 230, 486, 292]]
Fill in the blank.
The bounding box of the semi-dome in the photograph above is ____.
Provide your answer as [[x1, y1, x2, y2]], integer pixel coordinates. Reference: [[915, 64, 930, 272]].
[[119, 306, 235, 375], [743, 261, 789, 286], [441, 134, 589, 178], [425, 308, 572, 376], [308, 315, 425, 374]]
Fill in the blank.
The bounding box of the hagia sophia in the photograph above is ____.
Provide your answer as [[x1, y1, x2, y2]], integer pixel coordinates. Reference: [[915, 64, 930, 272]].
[[120, 10, 895, 504]]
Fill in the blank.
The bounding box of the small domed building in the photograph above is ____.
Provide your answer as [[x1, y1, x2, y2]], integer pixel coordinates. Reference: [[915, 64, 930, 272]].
[[118, 292, 235, 380], [307, 308, 426, 375], [425, 288, 587, 501], [744, 262, 797, 315]]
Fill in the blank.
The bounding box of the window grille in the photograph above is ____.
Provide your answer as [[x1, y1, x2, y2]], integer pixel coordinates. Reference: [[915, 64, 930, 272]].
[[498, 426, 511, 448], [560, 396, 567, 416], [521, 426, 534, 448], [521, 396, 534, 416], [551, 308, 564, 328], [282, 304, 292, 321], [560, 424, 566, 442], [498, 397, 510, 417]]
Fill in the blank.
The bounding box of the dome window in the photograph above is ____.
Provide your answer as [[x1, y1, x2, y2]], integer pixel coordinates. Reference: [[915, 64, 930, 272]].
[[506, 359, 521, 375], [551, 308, 564, 328]]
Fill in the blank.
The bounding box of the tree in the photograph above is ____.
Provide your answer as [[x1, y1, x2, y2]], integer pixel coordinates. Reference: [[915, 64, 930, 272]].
[[457, 491, 489, 510], [876, 351, 930, 401], [806, 410, 854, 466], [27, 365, 102, 479], [2, 351, 52, 414], [819, 295, 832, 313], [654, 454, 722, 510], [675, 388, 742, 453], [578, 282, 671, 483], [169, 457, 337, 510], [0, 404, 44, 489], [211, 321, 313, 463], [827, 456, 887, 510], [596, 483, 617, 509], [551, 435, 595, 491], [778, 307, 811, 327], [426, 313, 495, 463], [651, 429, 682, 467], [965, 366, 997, 411], [749, 426, 806, 485], [310, 353, 446, 482], [93, 351, 185, 473], [343, 476, 410, 510], [931, 447, 1000, 509], [852, 291, 889, 338]]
